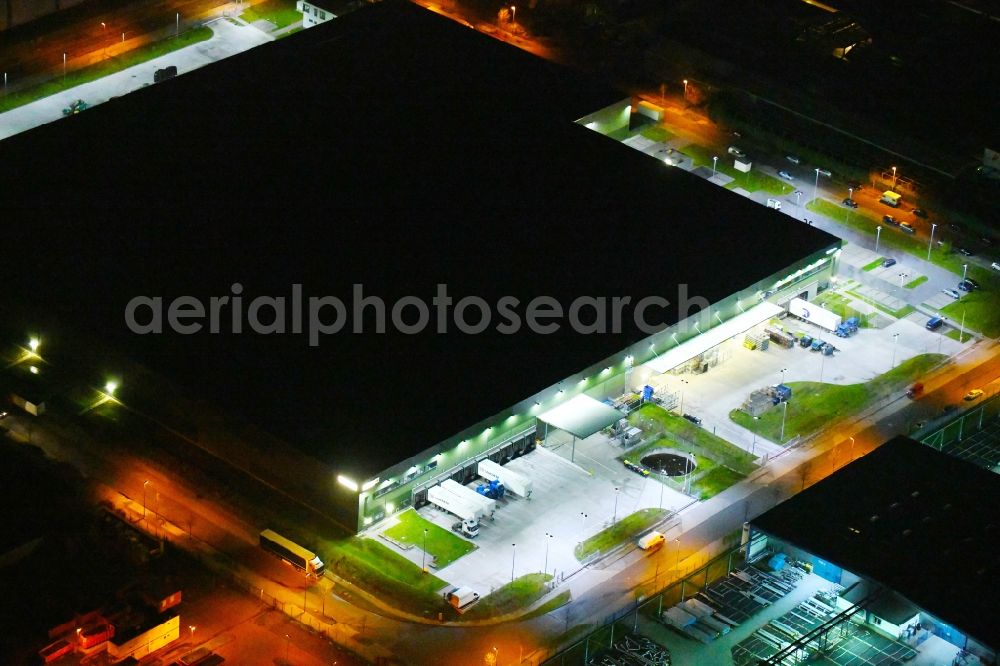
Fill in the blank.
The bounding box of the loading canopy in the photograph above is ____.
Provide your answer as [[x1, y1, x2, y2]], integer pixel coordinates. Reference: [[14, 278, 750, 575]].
[[537, 394, 625, 439], [643, 302, 783, 374]]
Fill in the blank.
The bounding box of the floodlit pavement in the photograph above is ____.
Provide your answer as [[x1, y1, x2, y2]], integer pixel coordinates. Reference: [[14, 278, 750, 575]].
[[0, 17, 272, 141]]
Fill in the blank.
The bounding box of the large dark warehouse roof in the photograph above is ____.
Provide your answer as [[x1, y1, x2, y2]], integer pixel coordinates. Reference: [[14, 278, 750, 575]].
[[753, 436, 1000, 650], [0, 1, 836, 478]]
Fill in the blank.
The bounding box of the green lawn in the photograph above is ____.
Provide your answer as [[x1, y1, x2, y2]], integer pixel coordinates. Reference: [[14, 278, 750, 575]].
[[521, 590, 572, 619], [240, 0, 302, 28], [678, 144, 793, 195], [904, 275, 928, 289], [640, 125, 674, 142], [811, 291, 874, 328], [731, 353, 946, 442], [574, 508, 667, 561], [0, 27, 213, 114], [940, 290, 1000, 337], [862, 258, 884, 272], [323, 537, 447, 615], [381, 509, 476, 568], [459, 573, 552, 620], [691, 466, 746, 499], [628, 403, 757, 473]]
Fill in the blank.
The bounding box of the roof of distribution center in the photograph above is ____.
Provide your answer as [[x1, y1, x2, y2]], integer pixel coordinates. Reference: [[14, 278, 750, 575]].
[[0, 0, 836, 478]]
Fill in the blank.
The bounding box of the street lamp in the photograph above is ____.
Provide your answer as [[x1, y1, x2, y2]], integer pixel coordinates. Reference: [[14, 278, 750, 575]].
[[848, 186, 854, 201], [101, 22, 107, 58], [891, 166, 898, 190], [421, 528, 428, 573], [962, 263, 968, 282], [189, 625, 196, 639], [143, 480, 149, 519], [848, 436, 855, 463], [928, 223, 937, 260], [712, 155, 718, 177], [780, 401, 789, 442], [683, 79, 688, 96], [751, 416, 759, 457], [875, 226, 882, 254], [779, 368, 787, 384], [899, 272, 907, 290], [813, 167, 828, 202], [891, 332, 900, 369], [794, 190, 802, 206], [612, 487, 620, 524], [28, 337, 40, 352], [543, 532, 553, 576], [510, 4, 515, 21], [105, 380, 118, 395], [580, 512, 587, 534], [511, 543, 516, 582]]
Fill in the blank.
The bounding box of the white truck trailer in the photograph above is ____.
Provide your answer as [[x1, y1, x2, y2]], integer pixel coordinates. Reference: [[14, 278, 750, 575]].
[[477, 459, 533, 499], [442, 479, 496, 518], [788, 297, 842, 332], [427, 485, 481, 537]]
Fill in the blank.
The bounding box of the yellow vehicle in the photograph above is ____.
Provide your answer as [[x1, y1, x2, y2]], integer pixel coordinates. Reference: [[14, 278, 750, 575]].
[[880, 191, 902, 207]]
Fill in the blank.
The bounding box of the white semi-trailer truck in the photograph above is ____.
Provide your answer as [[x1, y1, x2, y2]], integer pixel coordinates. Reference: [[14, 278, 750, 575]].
[[427, 485, 481, 537], [442, 479, 496, 518], [478, 459, 533, 499]]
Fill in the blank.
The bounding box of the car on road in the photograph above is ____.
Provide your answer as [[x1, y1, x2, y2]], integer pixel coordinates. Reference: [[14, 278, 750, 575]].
[[883, 215, 899, 226], [786, 155, 801, 164], [778, 170, 794, 180], [926, 317, 944, 331], [912, 208, 928, 218], [956, 247, 975, 257], [899, 222, 916, 234], [881, 257, 897, 268], [942, 288, 961, 299], [992, 261, 1000, 271], [842, 198, 858, 208], [964, 389, 984, 401]]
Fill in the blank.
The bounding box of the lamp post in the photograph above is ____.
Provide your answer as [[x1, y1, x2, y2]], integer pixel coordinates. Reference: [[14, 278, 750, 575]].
[[928, 223, 937, 260], [891, 332, 900, 369], [612, 487, 620, 524], [795, 190, 802, 206], [176, 12, 180, 37], [813, 167, 827, 202], [101, 22, 107, 58], [779, 368, 787, 384], [891, 166, 898, 191], [510, 4, 515, 22], [848, 436, 855, 463], [543, 532, 553, 576], [511, 543, 516, 582], [63, 52, 66, 85], [848, 186, 854, 201], [712, 155, 718, 177], [962, 263, 968, 282], [580, 512, 587, 535], [421, 529, 428, 573], [285, 634, 290, 660], [143, 480, 149, 519], [875, 226, 882, 253], [780, 401, 789, 442], [751, 416, 759, 457], [683, 79, 688, 97], [189, 625, 196, 640]]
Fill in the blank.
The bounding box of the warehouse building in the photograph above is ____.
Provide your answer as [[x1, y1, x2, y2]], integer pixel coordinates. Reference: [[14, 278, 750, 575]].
[[748, 436, 998, 663], [0, 1, 839, 532]]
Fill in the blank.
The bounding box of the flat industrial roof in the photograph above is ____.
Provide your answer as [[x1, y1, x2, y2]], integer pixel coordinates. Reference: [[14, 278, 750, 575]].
[[752, 436, 1000, 650], [0, 1, 836, 479]]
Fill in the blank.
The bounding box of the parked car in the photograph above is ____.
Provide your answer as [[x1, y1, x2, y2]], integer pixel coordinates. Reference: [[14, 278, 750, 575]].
[[682, 413, 703, 426], [956, 247, 975, 257], [728, 146, 745, 158], [786, 155, 801, 164], [964, 389, 984, 401], [912, 208, 928, 218], [942, 288, 961, 299], [899, 222, 916, 234], [963, 277, 981, 289], [778, 170, 794, 181], [883, 215, 899, 226], [925, 317, 944, 331], [958, 281, 973, 292], [842, 198, 858, 208], [992, 261, 1000, 271], [881, 257, 897, 268]]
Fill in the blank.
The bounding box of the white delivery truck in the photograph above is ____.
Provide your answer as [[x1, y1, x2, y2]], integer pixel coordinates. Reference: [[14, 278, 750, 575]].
[[445, 587, 480, 613], [427, 485, 481, 537], [638, 531, 665, 551], [442, 479, 496, 518]]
